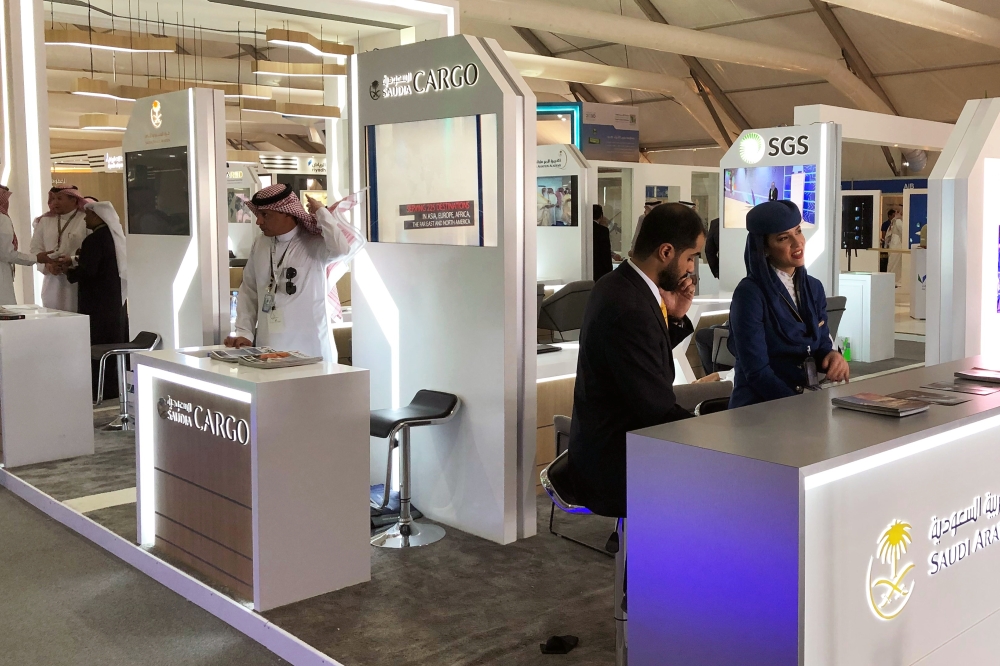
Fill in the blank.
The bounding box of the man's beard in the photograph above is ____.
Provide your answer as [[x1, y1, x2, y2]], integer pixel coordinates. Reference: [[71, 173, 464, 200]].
[[656, 256, 684, 291]]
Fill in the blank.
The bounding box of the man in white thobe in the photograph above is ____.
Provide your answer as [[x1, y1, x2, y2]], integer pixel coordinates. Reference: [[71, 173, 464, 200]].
[[29, 185, 88, 311], [0, 185, 68, 305], [225, 184, 364, 362]]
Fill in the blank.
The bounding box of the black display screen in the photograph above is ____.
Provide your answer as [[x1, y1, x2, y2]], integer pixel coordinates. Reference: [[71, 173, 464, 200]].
[[125, 146, 190, 235]]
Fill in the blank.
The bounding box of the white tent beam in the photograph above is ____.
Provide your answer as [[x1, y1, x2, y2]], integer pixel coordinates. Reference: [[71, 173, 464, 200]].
[[462, 0, 892, 114], [506, 51, 728, 148], [827, 0, 1000, 50]]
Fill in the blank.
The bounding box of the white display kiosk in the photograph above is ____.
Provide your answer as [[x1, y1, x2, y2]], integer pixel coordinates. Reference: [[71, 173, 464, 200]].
[[351, 35, 536, 544], [927, 98, 1000, 365], [536, 144, 590, 283], [122, 89, 229, 349], [719, 123, 841, 295], [838, 272, 895, 362]]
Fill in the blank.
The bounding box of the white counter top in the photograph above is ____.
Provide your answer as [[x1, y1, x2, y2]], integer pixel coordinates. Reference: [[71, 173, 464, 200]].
[[139, 348, 365, 388], [3, 304, 88, 320], [537, 342, 579, 381]]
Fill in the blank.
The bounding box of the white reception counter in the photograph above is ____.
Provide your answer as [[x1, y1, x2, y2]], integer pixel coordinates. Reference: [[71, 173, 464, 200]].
[[134, 348, 370, 611], [627, 357, 1000, 665], [0, 305, 93, 467]]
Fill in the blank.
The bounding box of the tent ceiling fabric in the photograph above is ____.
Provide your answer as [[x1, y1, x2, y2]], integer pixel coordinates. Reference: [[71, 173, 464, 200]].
[[463, 0, 1000, 157]]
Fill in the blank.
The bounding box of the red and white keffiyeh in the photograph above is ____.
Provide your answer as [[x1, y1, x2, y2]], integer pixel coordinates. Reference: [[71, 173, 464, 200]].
[[42, 185, 87, 218], [0, 185, 11, 217], [247, 183, 321, 234]]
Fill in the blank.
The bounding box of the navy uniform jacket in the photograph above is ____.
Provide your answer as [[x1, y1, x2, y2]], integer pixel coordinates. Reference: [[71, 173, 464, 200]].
[[567, 262, 694, 517], [728, 271, 833, 408]]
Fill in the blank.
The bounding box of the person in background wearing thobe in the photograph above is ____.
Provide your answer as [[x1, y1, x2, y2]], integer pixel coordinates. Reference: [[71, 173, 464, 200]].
[[225, 184, 364, 362], [30, 185, 88, 311], [67, 200, 129, 401], [0, 185, 61, 305], [885, 208, 905, 287]]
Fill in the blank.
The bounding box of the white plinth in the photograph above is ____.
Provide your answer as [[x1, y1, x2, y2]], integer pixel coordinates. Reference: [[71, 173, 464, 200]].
[[135, 348, 370, 611], [837, 272, 895, 363], [911, 247, 927, 320], [0, 306, 94, 467]]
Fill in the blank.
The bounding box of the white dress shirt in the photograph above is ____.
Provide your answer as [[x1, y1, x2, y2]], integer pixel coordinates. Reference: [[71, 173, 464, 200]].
[[774, 266, 799, 309], [235, 208, 357, 362], [0, 213, 35, 305], [29, 211, 87, 311], [627, 258, 663, 307]]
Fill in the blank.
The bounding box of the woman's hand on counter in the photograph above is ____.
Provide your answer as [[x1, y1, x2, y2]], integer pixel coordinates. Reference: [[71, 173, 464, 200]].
[[822, 351, 850, 383], [224, 335, 253, 348]]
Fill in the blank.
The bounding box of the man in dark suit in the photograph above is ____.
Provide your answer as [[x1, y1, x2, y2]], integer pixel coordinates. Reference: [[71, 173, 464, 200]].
[[592, 204, 614, 281], [568, 203, 706, 517]]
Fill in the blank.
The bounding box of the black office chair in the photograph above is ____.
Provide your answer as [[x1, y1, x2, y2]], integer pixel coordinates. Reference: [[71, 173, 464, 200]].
[[538, 281, 594, 342], [826, 295, 847, 341], [370, 390, 461, 549], [93, 331, 161, 431]]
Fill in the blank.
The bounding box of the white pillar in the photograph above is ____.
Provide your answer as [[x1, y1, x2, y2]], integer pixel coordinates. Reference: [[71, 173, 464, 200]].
[[6, 0, 50, 305]]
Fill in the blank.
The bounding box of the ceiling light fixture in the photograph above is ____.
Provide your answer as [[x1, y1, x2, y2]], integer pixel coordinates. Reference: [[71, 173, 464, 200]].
[[70, 77, 135, 102], [252, 61, 347, 78], [46, 28, 175, 54], [224, 84, 273, 100], [227, 149, 260, 165], [78, 113, 129, 131], [276, 102, 341, 120], [264, 28, 353, 60], [238, 98, 279, 115]]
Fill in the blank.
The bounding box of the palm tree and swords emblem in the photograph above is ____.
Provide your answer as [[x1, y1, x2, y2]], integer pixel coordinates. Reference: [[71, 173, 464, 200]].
[[867, 520, 916, 620]]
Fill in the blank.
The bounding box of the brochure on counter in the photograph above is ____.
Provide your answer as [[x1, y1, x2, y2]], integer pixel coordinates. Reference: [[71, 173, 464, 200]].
[[210, 347, 277, 362], [920, 380, 1000, 396], [888, 389, 970, 406], [955, 367, 1000, 384], [832, 392, 929, 417], [237, 350, 323, 369], [0, 307, 25, 320]]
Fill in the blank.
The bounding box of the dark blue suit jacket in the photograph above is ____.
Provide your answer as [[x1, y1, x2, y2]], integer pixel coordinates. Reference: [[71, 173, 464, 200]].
[[728, 272, 834, 408], [567, 262, 693, 517]]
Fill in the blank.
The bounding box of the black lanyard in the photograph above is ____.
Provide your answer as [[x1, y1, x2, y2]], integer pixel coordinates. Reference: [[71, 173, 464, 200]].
[[269, 237, 294, 288], [55, 211, 80, 252]]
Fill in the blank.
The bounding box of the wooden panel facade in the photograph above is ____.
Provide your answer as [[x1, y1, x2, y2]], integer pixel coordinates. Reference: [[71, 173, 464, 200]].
[[150, 377, 253, 597]]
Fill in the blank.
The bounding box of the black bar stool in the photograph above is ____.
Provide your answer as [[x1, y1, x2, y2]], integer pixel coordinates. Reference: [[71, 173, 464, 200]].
[[370, 390, 461, 549], [92, 331, 161, 431]]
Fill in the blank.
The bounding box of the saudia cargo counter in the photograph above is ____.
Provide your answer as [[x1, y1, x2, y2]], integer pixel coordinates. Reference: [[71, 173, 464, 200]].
[[134, 349, 369, 611], [626, 358, 1000, 665]]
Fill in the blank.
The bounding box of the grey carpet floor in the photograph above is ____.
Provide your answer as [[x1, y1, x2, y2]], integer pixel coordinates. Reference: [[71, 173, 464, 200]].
[[0, 487, 287, 666], [848, 338, 925, 379]]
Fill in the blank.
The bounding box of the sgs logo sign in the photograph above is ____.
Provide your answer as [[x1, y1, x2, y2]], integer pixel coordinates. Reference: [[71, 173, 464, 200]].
[[768, 135, 810, 157]]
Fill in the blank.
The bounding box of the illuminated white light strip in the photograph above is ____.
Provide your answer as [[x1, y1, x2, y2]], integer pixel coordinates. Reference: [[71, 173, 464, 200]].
[[349, 54, 361, 229], [139, 364, 252, 403], [44, 40, 172, 53], [21, 0, 44, 304], [803, 414, 1000, 490], [0, 0, 11, 185], [71, 90, 136, 102], [805, 125, 828, 270], [267, 40, 349, 63], [352, 0, 456, 35]]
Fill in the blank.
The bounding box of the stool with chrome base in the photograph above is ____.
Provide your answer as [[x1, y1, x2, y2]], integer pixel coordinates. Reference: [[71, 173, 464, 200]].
[[370, 389, 461, 549], [92, 331, 161, 431], [541, 449, 627, 665]]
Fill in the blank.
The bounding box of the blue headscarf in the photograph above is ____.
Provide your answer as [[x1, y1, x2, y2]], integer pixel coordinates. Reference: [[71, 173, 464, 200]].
[[743, 200, 824, 348]]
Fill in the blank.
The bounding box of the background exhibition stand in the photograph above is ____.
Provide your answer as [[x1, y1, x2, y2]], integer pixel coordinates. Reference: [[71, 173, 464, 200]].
[[0, 306, 93, 467], [838, 272, 895, 363], [135, 349, 370, 612]]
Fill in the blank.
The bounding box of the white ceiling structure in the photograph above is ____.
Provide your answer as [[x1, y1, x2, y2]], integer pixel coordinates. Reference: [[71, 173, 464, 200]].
[[459, 0, 1000, 173]]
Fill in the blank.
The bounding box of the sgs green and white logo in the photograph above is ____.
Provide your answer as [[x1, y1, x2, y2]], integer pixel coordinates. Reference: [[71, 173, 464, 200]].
[[739, 132, 766, 164]]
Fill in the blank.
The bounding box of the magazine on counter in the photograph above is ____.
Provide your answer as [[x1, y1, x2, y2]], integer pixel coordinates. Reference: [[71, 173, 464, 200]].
[[920, 380, 1000, 396], [237, 350, 322, 369], [832, 392, 929, 417], [0, 306, 25, 320], [954, 367, 1000, 384], [888, 389, 970, 406], [210, 347, 276, 362]]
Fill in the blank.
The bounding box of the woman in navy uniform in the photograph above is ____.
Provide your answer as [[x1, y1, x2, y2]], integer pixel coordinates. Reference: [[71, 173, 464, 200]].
[[728, 200, 849, 408]]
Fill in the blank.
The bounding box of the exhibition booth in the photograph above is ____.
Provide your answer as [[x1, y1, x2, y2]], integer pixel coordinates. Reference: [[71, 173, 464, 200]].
[[5, 0, 1000, 661]]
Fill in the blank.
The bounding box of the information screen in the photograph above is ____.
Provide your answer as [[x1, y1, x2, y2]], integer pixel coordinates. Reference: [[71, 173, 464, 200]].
[[367, 114, 498, 247], [125, 147, 190, 235], [537, 175, 578, 227], [723, 164, 817, 229]]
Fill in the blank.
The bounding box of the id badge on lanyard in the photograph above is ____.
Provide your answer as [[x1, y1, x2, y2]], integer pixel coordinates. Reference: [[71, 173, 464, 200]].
[[262, 283, 276, 313]]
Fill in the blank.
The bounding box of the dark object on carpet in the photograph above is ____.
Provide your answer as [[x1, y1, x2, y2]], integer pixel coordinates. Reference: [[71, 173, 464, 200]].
[[370, 484, 422, 528], [540, 635, 579, 654]]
